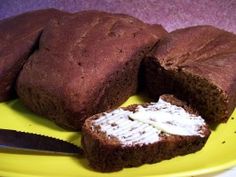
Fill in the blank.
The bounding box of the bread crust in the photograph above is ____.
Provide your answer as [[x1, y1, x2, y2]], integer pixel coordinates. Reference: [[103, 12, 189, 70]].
[[0, 8, 68, 101], [82, 94, 210, 172], [144, 25, 236, 124], [16, 10, 167, 130]]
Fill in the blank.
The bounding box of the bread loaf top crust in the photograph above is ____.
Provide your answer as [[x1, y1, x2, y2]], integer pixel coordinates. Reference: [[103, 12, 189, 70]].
[[0, 8, 68, 101], [16, 10, 167, 130]]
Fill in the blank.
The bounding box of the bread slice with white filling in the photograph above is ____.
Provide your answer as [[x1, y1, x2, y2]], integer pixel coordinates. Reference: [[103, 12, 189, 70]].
[[82, 94, 211, 172]]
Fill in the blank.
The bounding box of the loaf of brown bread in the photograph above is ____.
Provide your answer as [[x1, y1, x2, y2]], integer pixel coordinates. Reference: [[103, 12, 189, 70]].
[[16, 11, 167, 130], [143, 25, 236, 125], [82, 94, 210, 172], [0, 8, 68, 102]]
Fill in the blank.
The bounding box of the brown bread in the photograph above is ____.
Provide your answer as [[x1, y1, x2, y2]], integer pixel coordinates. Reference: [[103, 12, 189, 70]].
[[143, 25, 236, 125], [16, 10, 167, 130], [82, 94, 210, 172], [0, 8, 68, 101]]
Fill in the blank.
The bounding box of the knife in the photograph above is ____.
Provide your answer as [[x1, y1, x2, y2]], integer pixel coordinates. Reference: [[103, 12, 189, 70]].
[[0, 128, 83, 156]]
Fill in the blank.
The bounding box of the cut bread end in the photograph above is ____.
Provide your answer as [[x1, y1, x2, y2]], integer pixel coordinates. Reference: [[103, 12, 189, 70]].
[[143, 57, 233, 125]]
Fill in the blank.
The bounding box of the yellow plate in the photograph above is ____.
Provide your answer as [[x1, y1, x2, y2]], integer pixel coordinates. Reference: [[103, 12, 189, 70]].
[[0, 95, 236, 177]]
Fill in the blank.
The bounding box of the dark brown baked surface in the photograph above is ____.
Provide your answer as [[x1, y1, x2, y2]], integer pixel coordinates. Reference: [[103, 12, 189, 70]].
[[0, 8, 68, 102], [16, 10, 167, 130], [143, 25, 236, 125], [82, 94, 210, 172]]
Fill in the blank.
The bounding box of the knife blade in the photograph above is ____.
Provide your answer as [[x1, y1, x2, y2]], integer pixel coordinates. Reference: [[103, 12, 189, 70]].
[[0, 128, 83, 156]]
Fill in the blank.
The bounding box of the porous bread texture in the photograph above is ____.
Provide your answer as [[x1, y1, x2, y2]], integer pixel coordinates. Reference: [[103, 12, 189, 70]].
[[143, 25, 236, 124], [82, 94, 210, 172]]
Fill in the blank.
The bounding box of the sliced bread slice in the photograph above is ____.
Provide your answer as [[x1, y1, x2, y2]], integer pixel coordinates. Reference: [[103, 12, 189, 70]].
[[82, 94, 211, 172]]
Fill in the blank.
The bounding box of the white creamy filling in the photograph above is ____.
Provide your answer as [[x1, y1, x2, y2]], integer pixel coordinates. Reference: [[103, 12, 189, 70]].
[[92, 98, 206, 146]]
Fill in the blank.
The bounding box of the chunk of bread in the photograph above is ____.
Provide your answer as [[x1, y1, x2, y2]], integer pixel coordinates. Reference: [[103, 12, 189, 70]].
[[82, 94, 211, 172], [0, 8, 68, 101], [143, 25, 236, 124], [16, 10, 167, 130]]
